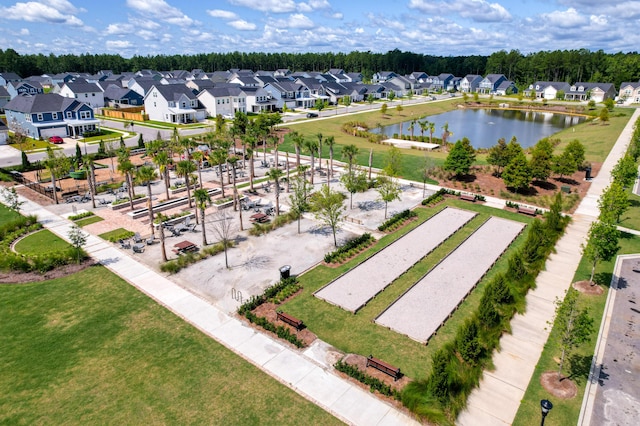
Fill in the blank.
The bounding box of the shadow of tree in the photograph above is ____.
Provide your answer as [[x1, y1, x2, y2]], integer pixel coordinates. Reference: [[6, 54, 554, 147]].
[[568, 354, 593, 385]]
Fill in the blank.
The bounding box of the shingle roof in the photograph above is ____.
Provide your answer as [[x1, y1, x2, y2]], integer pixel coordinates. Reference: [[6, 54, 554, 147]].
[[5, 93, 82, 113], [64, 81, 102, 93], [151, 84, 197, 101]]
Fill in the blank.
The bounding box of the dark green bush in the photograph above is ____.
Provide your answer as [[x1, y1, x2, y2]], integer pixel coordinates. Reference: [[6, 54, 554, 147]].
[[378, 209, 417, 232], [324, 233, 374, 263], [334, 360, 400, 399]]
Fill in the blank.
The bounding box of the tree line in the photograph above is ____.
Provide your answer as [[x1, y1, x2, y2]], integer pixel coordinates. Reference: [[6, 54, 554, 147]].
[[1, 47, 639, 88]]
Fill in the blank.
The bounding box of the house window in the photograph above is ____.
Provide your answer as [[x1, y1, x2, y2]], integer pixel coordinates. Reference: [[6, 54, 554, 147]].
[[66, 111, 72, 118], [153, 92, 157, 97], [85, 93, 88, 97], [182, 102, 186, 108], [37, 113, 43, 121], [52, 112, 58, 120], [153, 102, 156, 107], [25, 115, 32, 122], [92, 93, 95, 96], [217, 99, 220, 104], [80, 111, 91, 119]]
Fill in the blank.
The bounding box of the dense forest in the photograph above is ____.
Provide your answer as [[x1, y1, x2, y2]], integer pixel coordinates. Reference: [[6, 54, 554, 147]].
[[1, 48, 639, 89]]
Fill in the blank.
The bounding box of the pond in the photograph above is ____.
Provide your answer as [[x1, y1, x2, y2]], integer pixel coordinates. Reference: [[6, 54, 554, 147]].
[[372, 108, 586, 149]]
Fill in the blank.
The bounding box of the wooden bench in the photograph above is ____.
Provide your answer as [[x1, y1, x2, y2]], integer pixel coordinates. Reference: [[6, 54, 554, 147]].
[[459, 193, 476, 202], [276, 311, 304, 330], [366, 355, 401, 381], [517, 206, 537, 216]]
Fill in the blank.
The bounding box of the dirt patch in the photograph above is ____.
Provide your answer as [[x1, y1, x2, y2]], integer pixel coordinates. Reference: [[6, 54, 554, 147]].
[[573, 280, 605, 295], [0, 259, 97, 284], [540, 371, 578, 399]]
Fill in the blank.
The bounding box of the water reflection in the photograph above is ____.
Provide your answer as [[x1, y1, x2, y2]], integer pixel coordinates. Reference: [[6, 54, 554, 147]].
[[371, 108, 586, 149]]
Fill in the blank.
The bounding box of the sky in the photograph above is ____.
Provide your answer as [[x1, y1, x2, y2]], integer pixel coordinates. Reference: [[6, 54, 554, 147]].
[[0, 0, 639, 58]]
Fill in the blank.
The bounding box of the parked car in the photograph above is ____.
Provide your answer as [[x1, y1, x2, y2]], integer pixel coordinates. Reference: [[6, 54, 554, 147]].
[[306, 112, 318, 118], [48, 136, 64, 144]]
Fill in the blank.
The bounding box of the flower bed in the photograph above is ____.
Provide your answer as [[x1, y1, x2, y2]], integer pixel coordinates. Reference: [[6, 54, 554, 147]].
[[110, 195, 147, 210]]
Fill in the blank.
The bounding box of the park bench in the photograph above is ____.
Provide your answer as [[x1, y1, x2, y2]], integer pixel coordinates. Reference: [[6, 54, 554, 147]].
[[366, 355, 401, 381], [459, 193, 476, 202], [276, 311, 304, 330], [517, 205, 537, 216]]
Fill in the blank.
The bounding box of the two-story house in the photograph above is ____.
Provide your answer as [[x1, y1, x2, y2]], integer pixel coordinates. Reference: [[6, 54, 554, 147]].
[[4, 93, 99, 139], [618, 80, 640, 104], [103, 84, 144, 107], [197, 86, 246, 118], [525, 81, 571, 99], [59, 81, 105, 108], [460, 75, 483, 93], [0, 86, 11, 112], [6, 81, 44, 99], [478, 74, 507, 94], [241, 86, 277, 113], [144, 84, 205, 123], [372, 71, 397, 83], [0, 72, 22, 87]]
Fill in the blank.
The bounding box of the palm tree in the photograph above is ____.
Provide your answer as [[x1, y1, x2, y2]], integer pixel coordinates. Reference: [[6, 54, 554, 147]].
[[428, 121, 436, 145], [325, 136, 336, 178], [135, 166, 158, 237], [305, 139, 318, 185], [211, 146, 229, 197], [117, 148, 136, 210], [191, 150, 204, 188], [290, 131, 304, 168], [266, 167, 284, 216], [341, 144, 360, 174], [442, 122, 452, 146], [316, 133, 323, 171], [419, 120, 428, 139], [176, 160, 196, 208], [409, 118, 417, 140], [153, 150, 171, 201], [193, 188, 211, 246], [180, 137, 192, 160], [82, 155, 96, 208]]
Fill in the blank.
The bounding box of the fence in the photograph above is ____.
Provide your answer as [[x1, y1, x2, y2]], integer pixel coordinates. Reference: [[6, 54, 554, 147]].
[[101, 106, 149, 122]]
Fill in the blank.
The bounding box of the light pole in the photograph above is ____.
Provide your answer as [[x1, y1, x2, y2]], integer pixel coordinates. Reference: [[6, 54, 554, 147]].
[[540, 399, 553, 426]]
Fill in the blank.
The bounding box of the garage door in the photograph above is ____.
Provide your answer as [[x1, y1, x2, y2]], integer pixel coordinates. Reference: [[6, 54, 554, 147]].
[[39, 126, 67, 139]]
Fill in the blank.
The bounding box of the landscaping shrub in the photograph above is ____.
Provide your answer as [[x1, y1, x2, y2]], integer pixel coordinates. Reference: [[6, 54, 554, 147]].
[[248, 212, 296, 236], [160, 241, 233, 274], [378, 209, 417, 232], [421, 188, 447, 206], [334, 359, 400, 399], [323, 233, 374, 263], [68, 211, 95, 221]]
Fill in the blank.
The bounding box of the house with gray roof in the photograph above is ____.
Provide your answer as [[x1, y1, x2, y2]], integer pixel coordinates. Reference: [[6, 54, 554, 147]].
[[59, 80, 105, 108], [565, 82, 616, 102], [103, 84, 144, 107], [144, 84, 205, 123], [4, 93, 99, 139], [197, 86, 246, 118], [478, 74, 507, 94], [460, 75, 483, 93], [0, 72, 22, 87], [618, 80, 640, 104], [6, 81, 44, 99], [0, 86, 10, 112], [524, 81, 571, 99]]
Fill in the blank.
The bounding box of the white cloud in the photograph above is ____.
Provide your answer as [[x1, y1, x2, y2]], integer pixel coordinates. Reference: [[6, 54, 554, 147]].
[[207, 9, 238, 20], [367, 13, 405, 31], [409, 0, 511, 23], [106, 40, 132, 50], [19, 28, 30, 35], [540, 8, 588, 28], [41, 0, 82, 14], [229, 0, 297, 13], [332, 12, 343, 19], [105, 22, 134, 35], [355, 27, 364, 34], [137, 30, 159, 40], [129, 18, 160, 30], [269, 13, 315, 29], [0, 1, 85, 26], [590, 14, 608, 26], [228, 20, 257, 30], [126, 0, 193, 26]]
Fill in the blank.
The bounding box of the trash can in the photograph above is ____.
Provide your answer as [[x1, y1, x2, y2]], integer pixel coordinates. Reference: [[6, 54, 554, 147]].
[[585, 166, 592, 180], [279, 265, 291, 280]]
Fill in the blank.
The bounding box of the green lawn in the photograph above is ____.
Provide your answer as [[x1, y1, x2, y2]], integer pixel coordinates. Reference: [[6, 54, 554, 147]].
[[74, 215, 104, 227], [278, 102, 633, 184], [13, 229, 72, 255], [98, 228, 134, 242], [281, 200, 532, 379], [0, 266, 342, 425], [513, 232, 640, 426], [617, 189, 640, 231], [0, 203, 22, 222], [79, 131, 122, 142]]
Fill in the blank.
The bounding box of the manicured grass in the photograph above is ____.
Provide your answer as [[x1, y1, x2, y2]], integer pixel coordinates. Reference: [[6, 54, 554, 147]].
[[10, 138, 58, 152], [513, 232, 640, 426], [74, 215, 104, 227], [0, 203, 22, 222], [79, 131, 122, 142], [0, 266, 342, 425], [617, 189, 640, 231], [98, 228, 134, 242], [281, 200, 532, 379], [279, 102, 634, 184], [13, 229, 72, 255]]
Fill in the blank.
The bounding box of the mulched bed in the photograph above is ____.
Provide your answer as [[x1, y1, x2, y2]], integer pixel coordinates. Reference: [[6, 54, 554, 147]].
[[572, 280, 605, 295], [540, 371, 578, 399], [0, 259, 97, 284], [252, 301, 317, 347], [322, 240, 376, 268], [341, 353, 411, 392]]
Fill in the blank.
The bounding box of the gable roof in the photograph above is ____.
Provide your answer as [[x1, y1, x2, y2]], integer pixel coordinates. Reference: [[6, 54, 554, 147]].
[[5, 93, 86, 113], [0, 86, 9, 98], [0, 72, 22, 82], [199, 86, 245, 98], [148, 84, 197, 101], [63, 81, 102, 93]]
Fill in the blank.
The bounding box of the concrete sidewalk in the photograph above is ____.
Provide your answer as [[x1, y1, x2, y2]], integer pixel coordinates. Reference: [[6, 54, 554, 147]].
[[457, 108, 640, 426], [4, 189, 419, 426]]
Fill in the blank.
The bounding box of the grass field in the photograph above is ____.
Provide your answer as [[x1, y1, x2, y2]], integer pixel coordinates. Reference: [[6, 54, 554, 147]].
[[0, 203, 22, 222], [0, 266, 342, 425], [278, 102, 634, 184], [98, 228, 133, 242], [13, 229, 72, 255], [281, 200, 532, 379], [74, 215, 104, 227], [512, 232, 640, 426], [617, 189, 640, 231]]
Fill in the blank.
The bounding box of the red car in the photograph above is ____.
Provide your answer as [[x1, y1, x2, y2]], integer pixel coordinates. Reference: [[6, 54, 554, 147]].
[[48, 136, 64, 144]]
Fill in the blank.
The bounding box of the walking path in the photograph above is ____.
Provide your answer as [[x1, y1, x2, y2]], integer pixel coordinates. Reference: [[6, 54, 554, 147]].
[[4, 189, 419, 426], [457, 108, 640, 425]]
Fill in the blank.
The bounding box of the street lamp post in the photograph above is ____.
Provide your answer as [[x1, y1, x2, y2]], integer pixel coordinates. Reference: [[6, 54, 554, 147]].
[[540, 399, 553, 426]]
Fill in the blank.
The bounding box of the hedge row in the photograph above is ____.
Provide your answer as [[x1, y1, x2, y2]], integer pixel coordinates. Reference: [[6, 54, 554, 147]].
[[160, 241, 232, 274], [378, 209, 417, 232], [323, 233, 374, 263], [334, 359, 401, 399], [244, 311, 306, 348], [402, 193, 569, 423]]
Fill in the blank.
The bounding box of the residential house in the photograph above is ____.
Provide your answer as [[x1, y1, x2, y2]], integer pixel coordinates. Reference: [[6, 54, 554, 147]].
[[295, 77, 329, 106], [59, 80, 105, 108], [241, 86, 277, 113], [4, 93, 99, 139], [0, 120, 8, 145], [494, 80, 518, 96], [103, 84, 144, 107], [525, 81, 571, 99], [460, 74, 483, 93], [144, 84, 205, 123], [0, 72, 22, 87], [0, 86, 10, 112], [381, 81, 402, 99], [345, 72, 363, 83], [565, 82, 616, 102], [48, 73, 76, 86], [447, 77, 462, 92], [263, 80, 312, 109], [407, 72, 429, 83], [228, 76, 260, 87], [197, 86, 246, 118], [185, 79, 217, 93], [372, 71, 396, 83], [274, 69, 292, 78], [25, 75, 53, 89], [321, 81, 349, 105], [389, 75, 414, 96], [341, 82, 368, 102], [6, 81, 44, 99], [128, 77, 160, 97], [429, 73, 455, 92], [618, 80, 640, 104], [478, 74, 507, 94]]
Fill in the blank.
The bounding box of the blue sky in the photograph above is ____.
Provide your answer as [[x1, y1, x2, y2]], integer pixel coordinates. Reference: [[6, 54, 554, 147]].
[[0, 0, 639, 57]]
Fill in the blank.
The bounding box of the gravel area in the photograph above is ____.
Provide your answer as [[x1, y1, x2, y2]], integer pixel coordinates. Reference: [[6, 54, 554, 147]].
[[314, 207, 477, 313], [375, 216, 525, 343]]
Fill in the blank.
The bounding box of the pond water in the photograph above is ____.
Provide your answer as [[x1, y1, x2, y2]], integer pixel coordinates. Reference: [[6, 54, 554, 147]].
[[371, 108, 586, 149]]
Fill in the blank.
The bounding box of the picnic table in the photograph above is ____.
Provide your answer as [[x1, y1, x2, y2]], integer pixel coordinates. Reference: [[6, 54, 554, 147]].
[[250, 213, 270, 223], [173, 240, 198, 254]]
